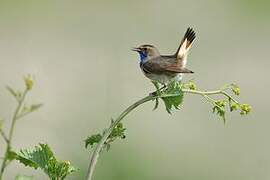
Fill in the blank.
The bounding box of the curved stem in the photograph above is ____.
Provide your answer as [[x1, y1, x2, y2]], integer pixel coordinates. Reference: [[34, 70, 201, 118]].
[[86, 95, 155, 180], [0, 130, 8, 144], [86, 87, 238, 180], [220, 91, 239, 104], [0, 89, 28, 179]]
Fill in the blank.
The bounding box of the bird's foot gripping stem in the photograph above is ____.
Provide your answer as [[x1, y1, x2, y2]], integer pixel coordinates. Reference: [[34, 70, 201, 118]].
[[150, 81, 168, 110], [150, 81, 167, 96]]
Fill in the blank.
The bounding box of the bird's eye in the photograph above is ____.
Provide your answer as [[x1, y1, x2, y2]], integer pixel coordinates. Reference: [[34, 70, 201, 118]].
[[143, 48, 147, 51]]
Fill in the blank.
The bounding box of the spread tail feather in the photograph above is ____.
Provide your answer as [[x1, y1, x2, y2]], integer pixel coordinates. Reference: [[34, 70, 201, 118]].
[[176, 27, 196, 59]]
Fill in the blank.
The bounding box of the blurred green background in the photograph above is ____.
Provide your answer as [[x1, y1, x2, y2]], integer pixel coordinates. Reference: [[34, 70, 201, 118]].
[[0, 0, 269, 179]]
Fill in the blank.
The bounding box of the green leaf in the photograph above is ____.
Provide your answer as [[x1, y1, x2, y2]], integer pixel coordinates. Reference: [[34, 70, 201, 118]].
[[109, 121, 126, 140], [15, 175, 33, 180], [85, 134, 102, 148], [29, 104, 43, 112], [6, 86, 21, 101], [17, 104, 43, 120], [212, 101, 226, 124], [85, 121, 126, 151], [7, 150, 37, 168], [21, 104, 43, 114], [10, 144, 77, 180], [161, 81, 184, 114]]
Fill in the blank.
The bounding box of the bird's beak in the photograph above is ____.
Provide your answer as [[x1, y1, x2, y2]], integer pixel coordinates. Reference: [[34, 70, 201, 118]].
[[131, 47, 141, 52]]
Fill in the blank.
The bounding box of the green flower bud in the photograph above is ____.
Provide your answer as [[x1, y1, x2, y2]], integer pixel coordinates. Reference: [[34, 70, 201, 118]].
[[230, 102, 239, 111], [240, 104, 251, 115], [216, 100, 226, 107], [231, 84, 240, 95], [188, 81, 196, 90], [24, 75, 34, 90]]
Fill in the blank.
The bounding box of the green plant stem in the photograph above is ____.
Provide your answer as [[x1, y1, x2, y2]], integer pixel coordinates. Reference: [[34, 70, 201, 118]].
[[0, 89, 28, 180], [86, 88, 238, 180], [182, 89, 239, 104], [86, 95, 155, 180], [0, 130, 8, 144]]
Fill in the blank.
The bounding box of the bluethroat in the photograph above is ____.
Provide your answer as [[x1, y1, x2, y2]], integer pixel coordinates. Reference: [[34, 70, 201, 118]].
[[133, 27, 196, 86]]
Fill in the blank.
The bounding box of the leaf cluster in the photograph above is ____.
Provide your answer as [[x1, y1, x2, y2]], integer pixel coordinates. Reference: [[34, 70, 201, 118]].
[[152, 81, 251, 123], [212, 100, 226, 123], [161, 82, 184, 114], [0, 77, 77, 180], [85, 121, 126, 151], [7, 144, 77, 180], [211, 84, 251, 123]]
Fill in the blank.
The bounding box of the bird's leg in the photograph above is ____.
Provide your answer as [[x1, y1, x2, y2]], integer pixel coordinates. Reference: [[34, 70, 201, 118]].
[[150, 81, 161, 110], [150, 81, 162, 96], [150, 82, 168, 96], [159, 83, 167, 92]]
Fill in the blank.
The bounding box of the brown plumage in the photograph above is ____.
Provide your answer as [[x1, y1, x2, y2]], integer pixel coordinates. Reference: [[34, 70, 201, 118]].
[[133, 27, 196, 84]]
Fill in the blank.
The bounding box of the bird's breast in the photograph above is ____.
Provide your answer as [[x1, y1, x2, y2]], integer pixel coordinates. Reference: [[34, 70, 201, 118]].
[[141, 69, 180, 84]]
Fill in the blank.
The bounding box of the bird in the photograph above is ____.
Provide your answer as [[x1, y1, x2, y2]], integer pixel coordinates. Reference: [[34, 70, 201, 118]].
[[132, 27, 196, 86]]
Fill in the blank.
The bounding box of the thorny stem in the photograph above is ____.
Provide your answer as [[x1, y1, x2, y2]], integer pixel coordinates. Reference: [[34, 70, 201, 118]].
[[86, 87, 238, 180], [0, 89, 28, 180]]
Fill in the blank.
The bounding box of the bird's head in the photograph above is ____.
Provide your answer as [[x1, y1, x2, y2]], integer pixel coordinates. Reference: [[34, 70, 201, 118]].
[[132, 44, 160, 62]]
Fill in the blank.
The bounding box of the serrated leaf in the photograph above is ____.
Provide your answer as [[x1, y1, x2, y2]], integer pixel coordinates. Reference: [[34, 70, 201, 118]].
[[85, 122, 126, 151], [15, 175, 33, 180], [7, 150, 17, 161], [85, 134, 102, 148], [161, 81, 184, 114], [109, 122, 126, 139], [7, 150, 37, 168], [212, 104, 226, 124], [10, 144, 77, 180]]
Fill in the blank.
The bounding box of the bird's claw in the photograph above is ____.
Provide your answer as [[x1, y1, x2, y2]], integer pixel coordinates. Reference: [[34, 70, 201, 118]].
[[149, 91, 158, 97]]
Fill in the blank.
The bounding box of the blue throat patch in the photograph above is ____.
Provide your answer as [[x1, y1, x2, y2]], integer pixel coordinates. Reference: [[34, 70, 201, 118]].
[[139, 52, 147, 62]]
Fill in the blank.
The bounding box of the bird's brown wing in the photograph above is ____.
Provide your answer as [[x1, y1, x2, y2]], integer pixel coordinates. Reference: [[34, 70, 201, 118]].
[[142, 57, 194, 74]]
